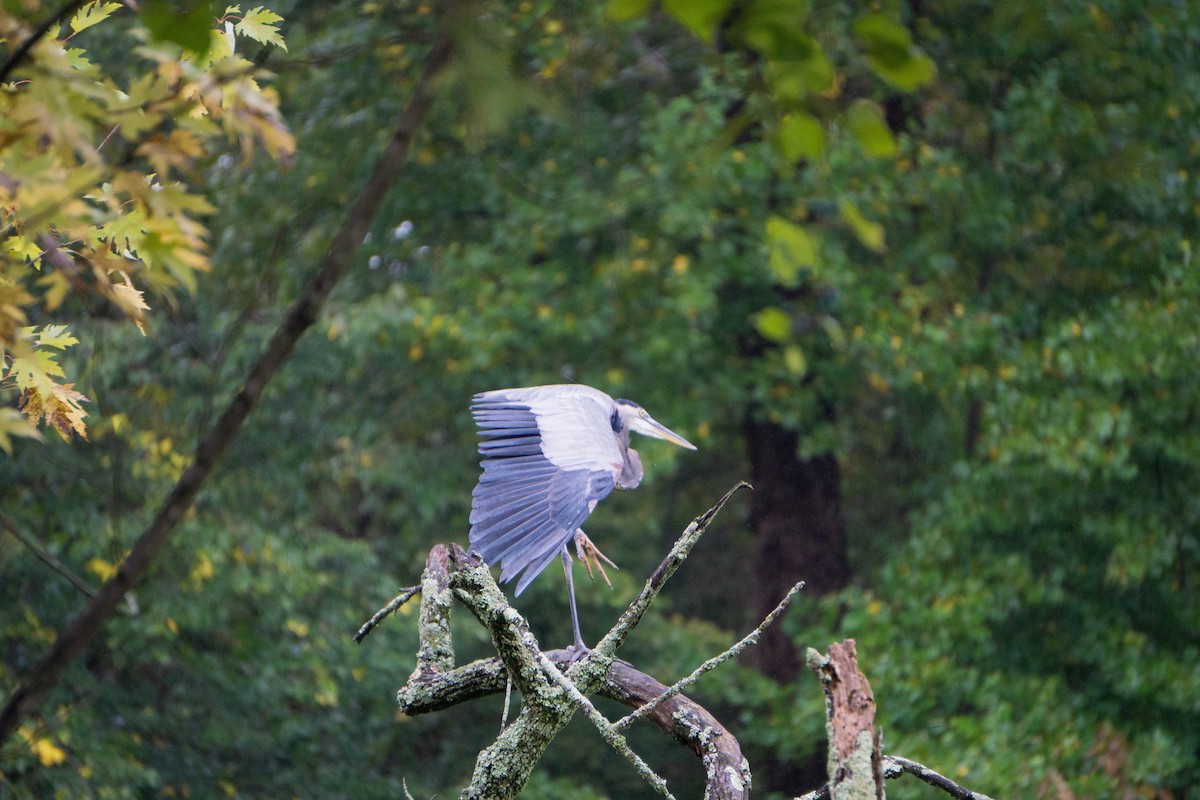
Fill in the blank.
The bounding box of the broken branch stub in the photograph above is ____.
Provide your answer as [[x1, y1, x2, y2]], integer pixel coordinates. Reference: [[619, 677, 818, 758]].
[[806, 639, 884, 800]]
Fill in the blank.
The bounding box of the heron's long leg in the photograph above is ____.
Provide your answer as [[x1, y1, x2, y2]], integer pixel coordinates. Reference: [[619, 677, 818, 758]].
[[561, 544, 588, 653]]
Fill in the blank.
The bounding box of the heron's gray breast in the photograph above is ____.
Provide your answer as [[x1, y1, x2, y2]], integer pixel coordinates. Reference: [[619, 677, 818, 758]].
[[617, 447, 643, 490]]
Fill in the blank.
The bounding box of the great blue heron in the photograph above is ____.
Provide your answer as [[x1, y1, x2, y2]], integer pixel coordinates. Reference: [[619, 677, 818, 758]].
[[468, 384, 696, 651]]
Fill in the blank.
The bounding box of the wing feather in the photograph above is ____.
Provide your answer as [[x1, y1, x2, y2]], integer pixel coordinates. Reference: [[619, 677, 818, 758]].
[[468, 387, 622, 594]]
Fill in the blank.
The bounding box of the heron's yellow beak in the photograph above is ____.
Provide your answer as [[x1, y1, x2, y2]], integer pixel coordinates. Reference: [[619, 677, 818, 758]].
[[638, 416, 698, 450]]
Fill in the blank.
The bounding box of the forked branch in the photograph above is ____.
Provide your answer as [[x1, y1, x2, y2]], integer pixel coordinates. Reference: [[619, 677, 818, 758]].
[[389, 485, 757, 800]]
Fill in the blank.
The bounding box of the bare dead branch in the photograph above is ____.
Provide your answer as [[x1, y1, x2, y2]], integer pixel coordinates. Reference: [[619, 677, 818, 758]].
[[532, 650, 674, 799], [397, 648, 751, 800], [616, 579, 804, 731], [796, 756, 997, 800], [0, 29, 455, 746], [883, 756, 996, 800], [594, 480, 752, 659], [796, 642, 997, 800], [603, 660, 751, 800], [389, 487, 754, 800], [354, 585, 421, 643]]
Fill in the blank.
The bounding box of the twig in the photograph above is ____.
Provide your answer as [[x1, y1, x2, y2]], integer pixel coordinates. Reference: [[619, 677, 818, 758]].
[[593, 481, 752, 659], [796, 756, 996, 800], [883, 756, 996, 800], [0, 29, 455, 746], [794, 783, 829, 800], [500, 675, 512, 730], [353, 585, 420, 643], [534, 651, 675, 799], [0, 513, 98, 600], [616, 580, 803, 730]]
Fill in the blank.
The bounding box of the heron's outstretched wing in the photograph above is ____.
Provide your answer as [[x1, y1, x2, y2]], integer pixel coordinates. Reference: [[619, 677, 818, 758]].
[[469, 386, 623, 594]]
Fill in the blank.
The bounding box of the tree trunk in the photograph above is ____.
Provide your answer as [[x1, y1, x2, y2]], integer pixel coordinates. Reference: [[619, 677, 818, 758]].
[[745, 419, 849, 682]]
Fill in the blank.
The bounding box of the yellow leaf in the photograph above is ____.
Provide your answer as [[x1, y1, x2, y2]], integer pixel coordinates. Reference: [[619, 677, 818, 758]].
[[20, 382, 90, 441], [189, 551, 214, 583], [846, 100, 897, 158], [606, 0, 651, 21], [70, 1, 123, 33], [783, 344, 807, 376], [286, 619, 309, 638], [166, 617, 179, 635], [0, 408, 43, 455], [34, 324, 79, 350], [766, 216, 818, 284], [85, 557, 117, 581], [235, 7, 288, 50], [774, 113, 825, 164], [754, 307, 792, 343], [109, 275, 151, 334], [32, 737, 67, 767], [4, 235, 43, 263], [36, 272, 72, 312]]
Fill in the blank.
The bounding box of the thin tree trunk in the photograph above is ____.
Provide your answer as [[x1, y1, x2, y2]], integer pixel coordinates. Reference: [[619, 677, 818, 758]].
[[0, 34, 453, 746]]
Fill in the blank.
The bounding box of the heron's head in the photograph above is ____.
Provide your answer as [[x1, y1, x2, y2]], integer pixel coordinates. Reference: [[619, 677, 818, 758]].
[[614, 399, 697, 450]]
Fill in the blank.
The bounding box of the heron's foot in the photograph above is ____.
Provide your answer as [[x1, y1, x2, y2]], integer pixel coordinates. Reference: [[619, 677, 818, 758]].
[[573, 531, 619, 588], [565, 641, 592, 662]]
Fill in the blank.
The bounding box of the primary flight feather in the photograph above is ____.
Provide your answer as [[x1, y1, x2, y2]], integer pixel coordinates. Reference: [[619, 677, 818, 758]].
[[468, 384, 696, 651]]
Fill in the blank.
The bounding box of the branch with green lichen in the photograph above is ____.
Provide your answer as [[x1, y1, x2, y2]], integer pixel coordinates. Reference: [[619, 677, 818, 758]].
[[383, 484, 757, 800], [796, 640, 997, 800]]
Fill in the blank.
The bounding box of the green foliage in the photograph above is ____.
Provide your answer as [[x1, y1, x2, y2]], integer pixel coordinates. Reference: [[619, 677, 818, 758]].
[[0, 0, 292, 443], [1, 0, 1198, 797]]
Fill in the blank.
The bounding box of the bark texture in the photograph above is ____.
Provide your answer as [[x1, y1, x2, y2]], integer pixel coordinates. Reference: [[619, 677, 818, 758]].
[[745, 419, 849, 682], [392, 485, 752, 800], [806, 640, 883, 800]]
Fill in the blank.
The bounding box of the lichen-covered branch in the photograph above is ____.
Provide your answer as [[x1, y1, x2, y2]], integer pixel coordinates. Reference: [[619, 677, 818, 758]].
[[603, 661, 751, 800], [882, 756, 995, 800], [532, 650, 674, 799], [415, 545, 455, 673], [389, 485, 754, 800], [354, 584, 421, 643], [797, 641, 997, 800], [594, 480, 752, 659], [805, 640, 883, 800], [616, 579, 803, 731]]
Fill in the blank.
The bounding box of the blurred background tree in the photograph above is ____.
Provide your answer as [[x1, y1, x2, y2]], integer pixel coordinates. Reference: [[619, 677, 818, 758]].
[[1, 0, 1196, 798]]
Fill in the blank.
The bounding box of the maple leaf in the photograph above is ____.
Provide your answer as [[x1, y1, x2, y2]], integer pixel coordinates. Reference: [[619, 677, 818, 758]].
[[20, 383, 89, 442], [109, 274, 151, 334], [70, 1, 123, 34], [34, 324, 80, 350], [235, 7, 288, 51]]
